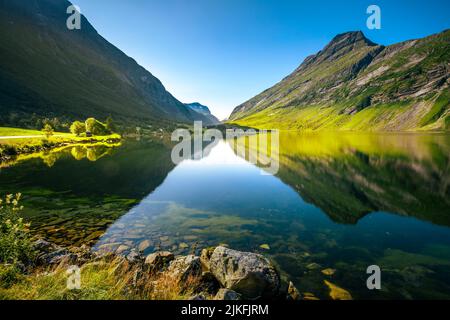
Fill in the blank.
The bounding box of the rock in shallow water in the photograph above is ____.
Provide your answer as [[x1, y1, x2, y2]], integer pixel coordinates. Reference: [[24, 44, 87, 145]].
[[208, 246, 280, 299], [321, 268, 336, 276], [115, 245, 129, 254], [324, 280, 352, 300], [138, 240, 151, 252]]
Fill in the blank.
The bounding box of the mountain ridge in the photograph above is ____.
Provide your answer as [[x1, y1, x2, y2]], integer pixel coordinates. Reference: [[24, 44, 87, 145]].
[[229, 30, 450, 131]]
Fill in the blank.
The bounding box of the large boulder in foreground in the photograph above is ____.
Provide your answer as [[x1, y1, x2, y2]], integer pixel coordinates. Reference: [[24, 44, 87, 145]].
[[209, 246, 280, 299]]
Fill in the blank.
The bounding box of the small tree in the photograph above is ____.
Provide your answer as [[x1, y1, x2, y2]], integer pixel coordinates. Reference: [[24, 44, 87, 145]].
[[70, 121, 85, 136], [42, 124, 54, 138]]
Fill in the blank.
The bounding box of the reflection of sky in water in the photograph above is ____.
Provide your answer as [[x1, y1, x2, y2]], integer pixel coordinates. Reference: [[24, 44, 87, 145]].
[[96, 141, 322, 236], [150, 141, 312, 213]]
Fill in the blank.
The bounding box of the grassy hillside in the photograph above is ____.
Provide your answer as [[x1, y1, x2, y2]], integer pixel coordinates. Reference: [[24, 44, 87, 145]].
[[229, 30, 450, 131]]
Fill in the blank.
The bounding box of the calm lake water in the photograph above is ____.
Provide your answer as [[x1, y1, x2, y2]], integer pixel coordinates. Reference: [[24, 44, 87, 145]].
[[1, 132, 449, 299]]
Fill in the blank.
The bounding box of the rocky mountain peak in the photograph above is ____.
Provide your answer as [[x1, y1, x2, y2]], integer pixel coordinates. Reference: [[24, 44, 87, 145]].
[[321, 31, 377, 57], [300, 31, 378, 69], [328, 31, 376, 47]]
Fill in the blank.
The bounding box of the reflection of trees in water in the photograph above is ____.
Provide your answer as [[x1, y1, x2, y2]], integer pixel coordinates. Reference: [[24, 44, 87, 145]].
[[71, 146, 86, 160], [42, 142, 120, 167], [0, 140, 176, 246], [0, 142, 121, 168], [231, 132, 450, 227], [0, 140, 175, 199], [42, 153, 59, 167], [70, 144, 115, 162]]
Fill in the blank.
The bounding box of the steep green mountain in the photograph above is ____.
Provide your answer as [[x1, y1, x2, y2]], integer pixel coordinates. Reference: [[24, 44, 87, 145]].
[[184, 102, 220, 125], [229, 30, 450, 131], [0, 0, 205, 128]]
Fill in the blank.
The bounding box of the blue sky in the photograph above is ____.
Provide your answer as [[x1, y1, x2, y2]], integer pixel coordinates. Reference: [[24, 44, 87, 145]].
[[73, 0, 449, 120]]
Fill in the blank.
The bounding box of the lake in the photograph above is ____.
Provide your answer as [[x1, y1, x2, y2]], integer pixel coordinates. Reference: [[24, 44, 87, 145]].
[[1, 132, 449, 299]]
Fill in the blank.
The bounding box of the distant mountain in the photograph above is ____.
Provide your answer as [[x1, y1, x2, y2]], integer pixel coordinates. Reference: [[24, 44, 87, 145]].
[[184, 102, 220, 125], [0, 0, 206, 128], [229, 30, 450, 131]]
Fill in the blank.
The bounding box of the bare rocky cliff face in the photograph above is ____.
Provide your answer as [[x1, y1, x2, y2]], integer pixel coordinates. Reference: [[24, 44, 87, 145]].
[[230, 30, 450, 131]]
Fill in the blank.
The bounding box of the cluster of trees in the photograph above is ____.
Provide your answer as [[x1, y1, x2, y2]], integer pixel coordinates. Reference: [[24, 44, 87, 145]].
[[69, 117, 116, 137], [39, 117, 116, 137]]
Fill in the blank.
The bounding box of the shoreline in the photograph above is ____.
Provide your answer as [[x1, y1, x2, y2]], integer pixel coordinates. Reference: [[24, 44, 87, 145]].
[[1, 239, 309, 301]]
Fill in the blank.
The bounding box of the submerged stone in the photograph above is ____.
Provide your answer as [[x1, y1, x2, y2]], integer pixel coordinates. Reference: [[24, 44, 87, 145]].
[[138, 240, 151, 252], [306, 262, 321, 270], [115, 245, 129, 254], [179, 242, 189, 249], [324, 280, 352, 300], [321, 268, 336, 276], [303, 292, 320, 300]]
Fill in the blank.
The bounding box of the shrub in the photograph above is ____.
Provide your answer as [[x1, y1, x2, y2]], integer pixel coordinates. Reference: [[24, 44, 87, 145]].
[[0, 193, 35, 287], [70, 121, 86, 136]]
